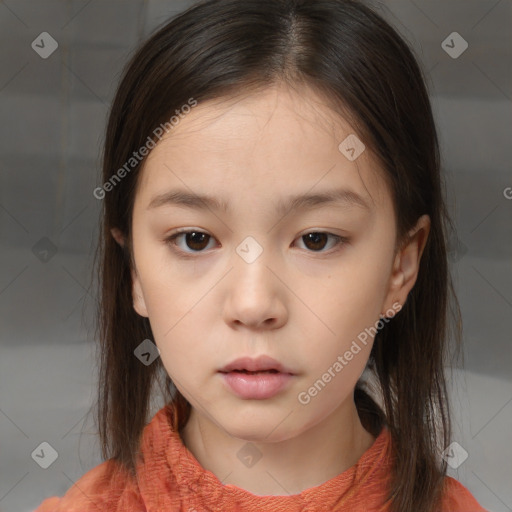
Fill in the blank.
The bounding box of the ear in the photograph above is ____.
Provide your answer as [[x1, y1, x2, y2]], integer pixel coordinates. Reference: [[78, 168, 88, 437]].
[[131, 266, 149, 318], [111, 227, 127, 248], [381, 214, 431, 316], [110, 228, 149, 318]]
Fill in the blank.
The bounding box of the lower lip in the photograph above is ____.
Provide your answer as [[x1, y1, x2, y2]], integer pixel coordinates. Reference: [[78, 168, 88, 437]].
[[220, 371, 294, 399]]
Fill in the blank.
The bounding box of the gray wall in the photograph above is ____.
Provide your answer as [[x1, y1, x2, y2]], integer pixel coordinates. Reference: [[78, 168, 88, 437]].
[[0, 1, 511, 511]]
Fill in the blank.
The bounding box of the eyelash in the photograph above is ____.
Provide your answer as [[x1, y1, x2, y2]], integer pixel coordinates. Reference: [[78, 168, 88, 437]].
[[163, 229, 349, 258]]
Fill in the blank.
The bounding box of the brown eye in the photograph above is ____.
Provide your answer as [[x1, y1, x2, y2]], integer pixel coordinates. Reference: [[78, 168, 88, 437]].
[[165, 230, 215, 253], [302, 232, 328, 251], [182, 231, 211, 251], [298, 232, 346, 252]]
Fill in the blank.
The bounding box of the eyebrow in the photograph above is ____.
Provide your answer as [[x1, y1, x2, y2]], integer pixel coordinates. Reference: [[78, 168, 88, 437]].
[[147, 187, 372, 215]]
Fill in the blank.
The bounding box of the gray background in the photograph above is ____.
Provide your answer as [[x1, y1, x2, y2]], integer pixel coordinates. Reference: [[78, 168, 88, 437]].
[[0, 1, 511, 511]]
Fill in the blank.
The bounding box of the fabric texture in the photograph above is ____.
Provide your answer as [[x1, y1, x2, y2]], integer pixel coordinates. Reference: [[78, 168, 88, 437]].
[[35, 402, 488, 512]]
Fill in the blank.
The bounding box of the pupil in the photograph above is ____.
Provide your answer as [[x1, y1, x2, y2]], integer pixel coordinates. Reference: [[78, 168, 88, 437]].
[[304, 232, 327, 251], [187, 232, 209, 250]]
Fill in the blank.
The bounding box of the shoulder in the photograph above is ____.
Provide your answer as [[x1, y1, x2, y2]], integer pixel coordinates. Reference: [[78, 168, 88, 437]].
[[34, 458, 142, 512], [440, 476, 489, 512]]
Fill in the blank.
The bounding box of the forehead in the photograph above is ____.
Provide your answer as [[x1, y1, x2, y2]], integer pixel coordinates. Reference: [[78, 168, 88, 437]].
[[147, 84, 357, 158], [135, 83, 392, 214]]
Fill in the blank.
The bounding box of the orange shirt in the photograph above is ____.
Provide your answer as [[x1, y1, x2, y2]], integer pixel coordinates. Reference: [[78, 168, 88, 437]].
[[35, 403, 488, 512]]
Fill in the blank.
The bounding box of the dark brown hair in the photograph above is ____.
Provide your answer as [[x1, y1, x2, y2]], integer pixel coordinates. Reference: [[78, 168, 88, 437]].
[[90, 1, 463, 511]]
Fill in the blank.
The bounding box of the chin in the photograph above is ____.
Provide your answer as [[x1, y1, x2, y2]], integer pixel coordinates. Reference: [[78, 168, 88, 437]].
[[218, 410, 303, 443], [225, 425, 293, 443]]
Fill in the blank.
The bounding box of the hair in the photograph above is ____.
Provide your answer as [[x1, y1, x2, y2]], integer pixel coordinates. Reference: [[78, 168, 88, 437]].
[[90, 1, 463, 511]]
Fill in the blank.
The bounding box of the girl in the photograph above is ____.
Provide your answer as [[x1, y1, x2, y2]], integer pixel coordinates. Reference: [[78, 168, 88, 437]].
[[36, 0, 488, 511]]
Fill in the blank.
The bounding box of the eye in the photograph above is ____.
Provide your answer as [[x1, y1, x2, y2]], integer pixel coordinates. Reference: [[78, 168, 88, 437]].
[[164, 229, 216, 254], [164, 229, 348, 256], [296, 231, 348, 252]]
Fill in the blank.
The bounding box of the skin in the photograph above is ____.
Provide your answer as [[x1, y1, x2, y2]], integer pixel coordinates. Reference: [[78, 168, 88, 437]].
[[111, 82, 430, 496]]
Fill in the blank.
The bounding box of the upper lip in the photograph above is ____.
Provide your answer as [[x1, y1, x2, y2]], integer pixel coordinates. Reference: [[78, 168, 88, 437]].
[[219, 355, 295, 374]]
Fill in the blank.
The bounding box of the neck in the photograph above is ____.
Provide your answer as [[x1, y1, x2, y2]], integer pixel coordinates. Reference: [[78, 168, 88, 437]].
[[179, 398, 376, 496]]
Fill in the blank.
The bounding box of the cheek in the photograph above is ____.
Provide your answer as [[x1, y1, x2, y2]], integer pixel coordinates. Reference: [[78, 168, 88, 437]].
[[131, 238, 219, 375], [135, 249, 200, 327], [138, 276, 216, 375], [297, 263, 388, 375], [306, 262, 388, 332], [143, 284, 208, 350]]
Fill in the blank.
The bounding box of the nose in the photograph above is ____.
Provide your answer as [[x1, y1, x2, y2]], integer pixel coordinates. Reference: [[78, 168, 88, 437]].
[[222, 243, 288, 330]]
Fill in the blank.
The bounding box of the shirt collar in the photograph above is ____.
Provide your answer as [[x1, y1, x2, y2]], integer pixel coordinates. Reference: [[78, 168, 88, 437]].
[[136, 401, 393, 512]]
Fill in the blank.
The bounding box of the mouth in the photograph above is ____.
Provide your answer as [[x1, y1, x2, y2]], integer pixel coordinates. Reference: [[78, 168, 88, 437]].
[[219, 367, 295, 399], [222, 369, 281, 374], [218, 355, 295, 375]]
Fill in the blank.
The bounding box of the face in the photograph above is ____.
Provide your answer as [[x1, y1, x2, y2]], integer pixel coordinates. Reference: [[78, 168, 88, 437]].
[[125, 83, 429, 442]]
